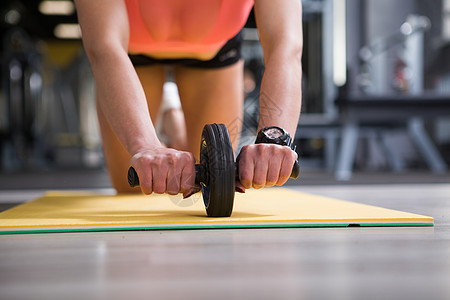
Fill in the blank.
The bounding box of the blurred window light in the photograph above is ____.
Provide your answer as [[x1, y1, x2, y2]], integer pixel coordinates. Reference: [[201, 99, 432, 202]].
[[54, 23, 81, 39], [333, 0, 347, 87], [5, 9, 21, 24], [39, 0, 75, 15], [444, 0, 450, 41]]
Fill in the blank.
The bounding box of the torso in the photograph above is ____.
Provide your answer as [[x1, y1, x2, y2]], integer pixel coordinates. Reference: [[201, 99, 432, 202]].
[[124, 0, 254, 59]]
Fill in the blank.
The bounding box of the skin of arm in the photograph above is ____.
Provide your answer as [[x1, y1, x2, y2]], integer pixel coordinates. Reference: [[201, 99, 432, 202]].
[[75, 0, 195, 195], [75, 0, 157, 154], [237, 0, 303, 189]]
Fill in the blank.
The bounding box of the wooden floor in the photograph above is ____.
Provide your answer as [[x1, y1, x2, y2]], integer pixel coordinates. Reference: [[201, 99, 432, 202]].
[[0, 171, 449, 300]]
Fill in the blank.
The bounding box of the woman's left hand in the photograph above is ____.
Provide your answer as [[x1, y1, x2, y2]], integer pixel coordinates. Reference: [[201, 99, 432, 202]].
[[236, 143, 298, 190]]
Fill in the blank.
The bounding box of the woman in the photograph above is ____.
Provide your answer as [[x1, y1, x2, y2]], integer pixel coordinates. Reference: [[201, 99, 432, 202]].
[[74, 0, 303, 197]]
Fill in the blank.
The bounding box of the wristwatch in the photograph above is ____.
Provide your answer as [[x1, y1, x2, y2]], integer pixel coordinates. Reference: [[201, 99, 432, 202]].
[[255, 126, 294, 149], [255, 126, 300, 179]]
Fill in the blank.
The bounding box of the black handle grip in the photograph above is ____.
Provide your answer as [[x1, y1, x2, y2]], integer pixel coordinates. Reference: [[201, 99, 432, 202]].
[[128, 160, 299, 188], [290, 160, 300, 179], [128, 167, 140, 187]]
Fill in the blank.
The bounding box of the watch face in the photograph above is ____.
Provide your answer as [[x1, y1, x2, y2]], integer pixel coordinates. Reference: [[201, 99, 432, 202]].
[[264, 127, 283, 139]]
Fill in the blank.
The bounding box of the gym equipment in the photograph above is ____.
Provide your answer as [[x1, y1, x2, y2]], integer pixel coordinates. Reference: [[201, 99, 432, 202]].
[[128, 123, 300, 217], [1, 28, 44, 171]]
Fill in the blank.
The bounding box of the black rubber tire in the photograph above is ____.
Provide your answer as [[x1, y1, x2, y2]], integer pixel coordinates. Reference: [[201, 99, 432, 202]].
[[200, 123, 235, 217]]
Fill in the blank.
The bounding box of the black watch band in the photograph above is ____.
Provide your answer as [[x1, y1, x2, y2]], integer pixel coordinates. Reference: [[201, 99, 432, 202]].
[[255, 126, 294, 149]]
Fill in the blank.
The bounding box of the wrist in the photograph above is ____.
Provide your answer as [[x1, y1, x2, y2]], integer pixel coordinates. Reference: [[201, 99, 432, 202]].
[[255, 126, 293, 149], [129, 139, 163, 157]]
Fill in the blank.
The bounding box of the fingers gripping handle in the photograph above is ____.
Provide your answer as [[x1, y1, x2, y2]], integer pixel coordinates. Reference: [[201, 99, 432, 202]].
[[127, 165, 204, 188], [128, 160, 299, 188], [234, 159, 300, 181]]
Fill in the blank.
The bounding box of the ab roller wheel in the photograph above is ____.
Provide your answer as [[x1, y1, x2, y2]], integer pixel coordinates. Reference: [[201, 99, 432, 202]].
[[198, 123, 235, 217], [128, 123, 299, 217]]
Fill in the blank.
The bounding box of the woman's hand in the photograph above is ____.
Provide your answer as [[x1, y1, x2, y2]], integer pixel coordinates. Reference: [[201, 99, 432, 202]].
[[130, 147, 196, 197], [236, 143, 298, 190]]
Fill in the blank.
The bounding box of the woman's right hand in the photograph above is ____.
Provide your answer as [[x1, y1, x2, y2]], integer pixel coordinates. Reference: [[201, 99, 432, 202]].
[[130, 147, 196, 197]]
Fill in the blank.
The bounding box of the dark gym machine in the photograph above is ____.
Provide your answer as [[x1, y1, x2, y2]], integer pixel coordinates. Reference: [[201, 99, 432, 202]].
[[1, 28, 44, 171]]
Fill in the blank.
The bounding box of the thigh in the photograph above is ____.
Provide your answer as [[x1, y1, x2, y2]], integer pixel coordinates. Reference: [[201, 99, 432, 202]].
[[99, 64, 166, 193], [135, 64, 166, 122], [174, 61, 244, 161]]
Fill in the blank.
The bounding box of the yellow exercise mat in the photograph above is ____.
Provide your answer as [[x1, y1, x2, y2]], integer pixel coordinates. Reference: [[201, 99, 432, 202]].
[[0, 188, 433, 234]]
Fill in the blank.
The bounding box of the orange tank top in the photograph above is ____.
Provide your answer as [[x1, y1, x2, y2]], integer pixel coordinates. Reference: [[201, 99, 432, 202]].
[[124, 0, 254, 56]]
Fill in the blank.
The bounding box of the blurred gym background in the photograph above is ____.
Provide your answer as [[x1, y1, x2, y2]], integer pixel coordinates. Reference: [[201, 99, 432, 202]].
[[1, 0, 449, 189]]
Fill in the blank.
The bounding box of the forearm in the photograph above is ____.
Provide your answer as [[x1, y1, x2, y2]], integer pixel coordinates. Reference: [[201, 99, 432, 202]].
[[258, 44, 302, 136], [75, 0, 158, 156], [254, 0, 303, 137], [89, 49, 160, 155]]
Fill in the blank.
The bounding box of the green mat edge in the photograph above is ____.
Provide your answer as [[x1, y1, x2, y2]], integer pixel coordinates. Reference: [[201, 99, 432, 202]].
[[0, 222, 434, 235]]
